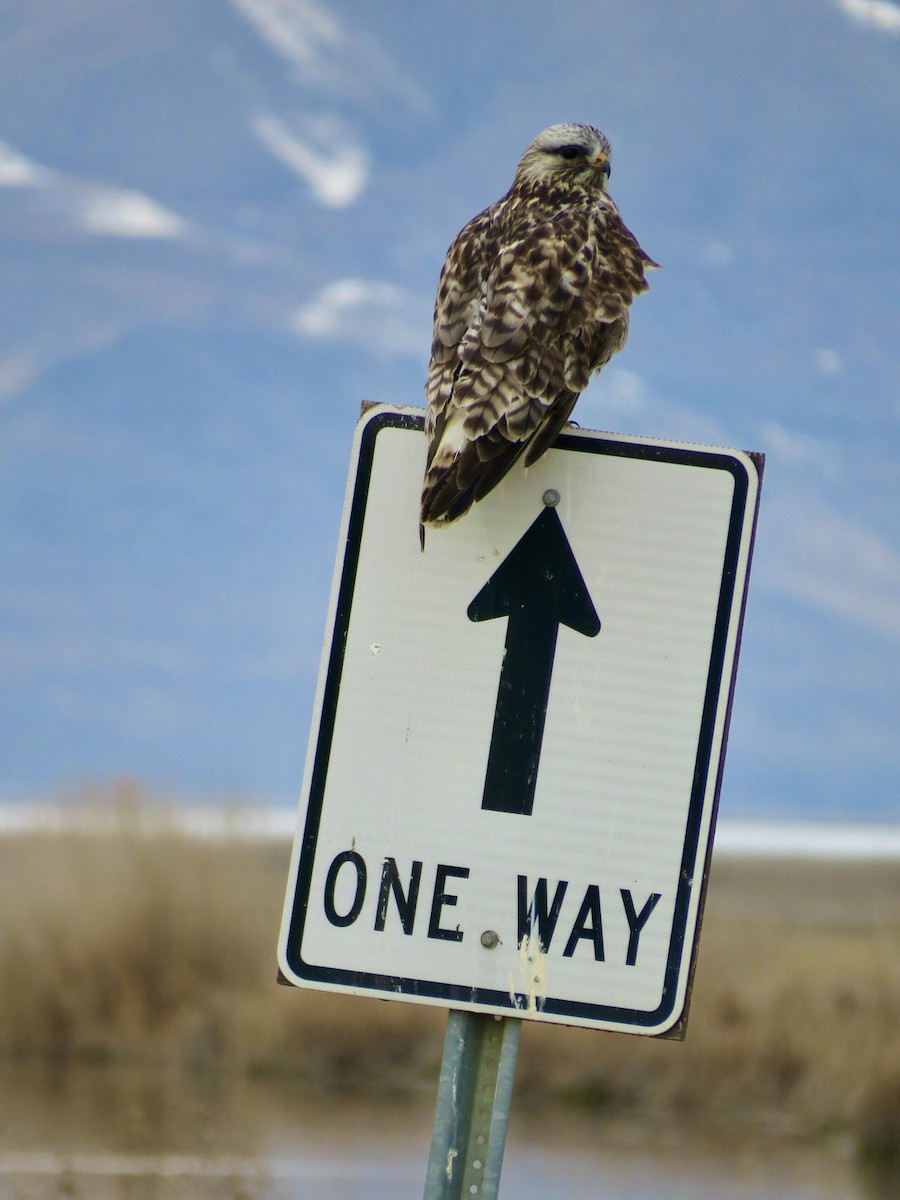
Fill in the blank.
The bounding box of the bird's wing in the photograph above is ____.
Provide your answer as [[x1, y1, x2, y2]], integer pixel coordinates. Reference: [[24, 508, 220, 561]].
[[422, 204, 650, 524], [424, 212, 493, 450]]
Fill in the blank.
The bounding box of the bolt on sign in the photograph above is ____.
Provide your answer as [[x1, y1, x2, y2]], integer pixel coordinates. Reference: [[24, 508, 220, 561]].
[[279, 405, 762, 1036]]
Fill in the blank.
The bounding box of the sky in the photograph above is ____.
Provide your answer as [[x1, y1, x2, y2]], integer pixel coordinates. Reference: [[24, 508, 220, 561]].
[[1, 0, 899, 818]]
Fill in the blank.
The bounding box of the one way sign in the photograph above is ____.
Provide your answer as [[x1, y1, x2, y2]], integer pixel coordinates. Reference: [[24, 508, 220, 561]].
[[279, 404, 762, 1036]]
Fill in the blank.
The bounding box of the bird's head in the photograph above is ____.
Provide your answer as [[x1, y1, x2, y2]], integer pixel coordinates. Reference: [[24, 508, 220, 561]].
[[512, 123, 612, 190]]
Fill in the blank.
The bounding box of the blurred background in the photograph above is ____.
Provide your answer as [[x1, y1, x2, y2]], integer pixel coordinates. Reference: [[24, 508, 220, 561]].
[[2, 0, 899, 820], [1, 3, 899, 1197]]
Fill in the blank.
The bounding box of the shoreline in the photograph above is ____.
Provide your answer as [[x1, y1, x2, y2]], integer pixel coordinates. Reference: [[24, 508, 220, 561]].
[[1, 801, 899, 859]]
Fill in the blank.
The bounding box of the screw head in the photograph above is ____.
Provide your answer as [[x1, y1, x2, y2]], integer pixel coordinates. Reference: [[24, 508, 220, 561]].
[[480, 929, 500, 949], [542, 488, 560, 508]]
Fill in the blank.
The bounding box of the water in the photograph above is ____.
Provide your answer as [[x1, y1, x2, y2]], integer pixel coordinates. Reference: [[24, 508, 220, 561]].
[[0, 1064, 882, 1199]]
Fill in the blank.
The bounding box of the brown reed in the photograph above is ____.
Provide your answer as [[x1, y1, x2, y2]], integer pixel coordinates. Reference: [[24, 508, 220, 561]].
[[0, 783, 897, 1171]]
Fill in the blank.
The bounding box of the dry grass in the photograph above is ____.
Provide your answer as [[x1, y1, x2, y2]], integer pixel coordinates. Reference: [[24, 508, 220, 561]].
[[1, 784, 898, 1172], [0, 786, 444, 1089]]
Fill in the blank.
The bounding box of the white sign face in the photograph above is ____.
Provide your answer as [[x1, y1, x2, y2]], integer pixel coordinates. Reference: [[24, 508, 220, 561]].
[[279, 405, 761, 1035]]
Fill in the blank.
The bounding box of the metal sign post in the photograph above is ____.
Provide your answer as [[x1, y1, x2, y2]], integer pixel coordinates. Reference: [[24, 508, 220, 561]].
[[424, 1011, 521, 1200]]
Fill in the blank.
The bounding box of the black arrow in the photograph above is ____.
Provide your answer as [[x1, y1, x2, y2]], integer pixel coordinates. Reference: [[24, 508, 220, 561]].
[[468, 505, 600, 816]]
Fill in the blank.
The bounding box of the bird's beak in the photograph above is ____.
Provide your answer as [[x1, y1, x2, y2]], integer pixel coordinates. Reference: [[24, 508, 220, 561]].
[[590, 153, 610, 179]]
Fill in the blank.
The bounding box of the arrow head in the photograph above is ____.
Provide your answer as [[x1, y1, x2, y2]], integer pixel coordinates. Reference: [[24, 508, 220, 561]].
[[468, 506, 601, 637]]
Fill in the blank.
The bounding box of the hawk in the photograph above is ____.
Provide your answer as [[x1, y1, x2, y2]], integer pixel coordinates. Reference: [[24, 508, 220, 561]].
[[420, 122, 657, 537]]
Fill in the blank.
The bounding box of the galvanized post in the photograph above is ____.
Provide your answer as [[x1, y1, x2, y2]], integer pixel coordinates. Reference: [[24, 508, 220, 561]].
[[423, 1010, 521, 1200]]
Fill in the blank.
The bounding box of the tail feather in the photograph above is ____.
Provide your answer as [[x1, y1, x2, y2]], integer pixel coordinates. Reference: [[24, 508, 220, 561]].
[[420, 393, 579, 530], [522, 391, 578, 467], [420, 434, 528, 526]]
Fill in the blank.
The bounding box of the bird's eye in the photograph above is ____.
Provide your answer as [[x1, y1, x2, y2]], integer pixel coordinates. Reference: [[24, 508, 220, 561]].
[[555, 145, 583, 160]]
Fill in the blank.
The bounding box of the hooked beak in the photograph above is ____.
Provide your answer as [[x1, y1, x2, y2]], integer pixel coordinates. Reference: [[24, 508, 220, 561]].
[[589, 153, 611, 180]]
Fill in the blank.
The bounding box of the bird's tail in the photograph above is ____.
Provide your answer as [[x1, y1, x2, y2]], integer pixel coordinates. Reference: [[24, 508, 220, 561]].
[[420, 391, 580, 533]]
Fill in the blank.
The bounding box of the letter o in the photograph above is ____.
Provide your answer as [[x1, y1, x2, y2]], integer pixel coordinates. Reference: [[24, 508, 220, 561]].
[[323, 850, 367, 927]]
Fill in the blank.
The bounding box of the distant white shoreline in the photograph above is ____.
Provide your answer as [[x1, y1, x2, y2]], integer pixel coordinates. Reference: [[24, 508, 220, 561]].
[[0, 804, 898, 860], [713, 819, 900, 860]]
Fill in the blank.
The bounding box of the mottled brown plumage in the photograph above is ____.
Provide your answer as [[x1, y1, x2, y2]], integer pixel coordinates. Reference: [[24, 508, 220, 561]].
[[420, 123, 657, 534]]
